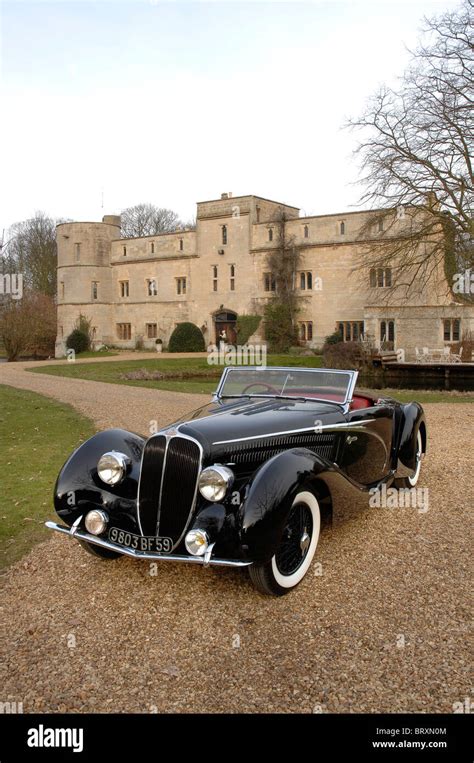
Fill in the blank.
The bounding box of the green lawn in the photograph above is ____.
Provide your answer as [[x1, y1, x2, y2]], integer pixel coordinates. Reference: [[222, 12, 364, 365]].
[[0, 386, 96, 571], [357, 387, 474, 404], [28, 354, 325, 394], [27, 355, 474, 402]]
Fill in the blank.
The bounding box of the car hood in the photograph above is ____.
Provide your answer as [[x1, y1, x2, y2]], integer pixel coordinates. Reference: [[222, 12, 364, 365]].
[[172, 396, 346, 454]]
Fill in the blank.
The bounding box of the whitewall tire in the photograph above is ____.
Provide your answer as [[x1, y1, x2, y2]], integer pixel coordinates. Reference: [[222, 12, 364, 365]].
[[395, 430, 423, 489], [248, 490, 321, 596]]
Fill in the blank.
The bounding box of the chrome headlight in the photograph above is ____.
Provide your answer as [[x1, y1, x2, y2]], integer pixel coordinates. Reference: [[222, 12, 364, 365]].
[[97, 451, 130, 485], [198, 465, 234, 502], [185, 529, 209, 556], [85, 509, 108, 536]]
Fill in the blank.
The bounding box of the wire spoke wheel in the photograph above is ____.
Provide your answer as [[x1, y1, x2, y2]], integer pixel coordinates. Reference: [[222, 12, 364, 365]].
[[275, 502, 313, 576]]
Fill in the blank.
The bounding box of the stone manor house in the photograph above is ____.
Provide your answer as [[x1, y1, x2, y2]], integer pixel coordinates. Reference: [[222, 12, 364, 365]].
[[55, 192, 473, 359]]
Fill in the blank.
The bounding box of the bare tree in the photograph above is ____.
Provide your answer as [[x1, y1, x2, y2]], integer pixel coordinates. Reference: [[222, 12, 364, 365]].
[[347, 0, 473, 299], [120, 203, 184, 238], [4, 212, 58, 297], [0, 292, 56, 361]]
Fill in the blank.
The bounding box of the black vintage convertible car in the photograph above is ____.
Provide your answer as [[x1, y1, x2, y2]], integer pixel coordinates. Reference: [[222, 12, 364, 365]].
[[47, 367, 426, 595]]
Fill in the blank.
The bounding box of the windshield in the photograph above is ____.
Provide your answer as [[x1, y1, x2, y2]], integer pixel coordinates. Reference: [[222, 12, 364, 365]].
[[217, 368, 356, 405]]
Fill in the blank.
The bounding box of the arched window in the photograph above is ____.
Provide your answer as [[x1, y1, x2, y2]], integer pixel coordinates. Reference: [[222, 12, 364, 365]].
[[179, 238, 184, 251], [340, 221, 345, 235], [300, 272, 306, 290], [307, 272, 312, 290], [151, 242, 155, 254], [222, 225, 227, 245], [304, 225, 309, 238], [268, 228, 273, 242]]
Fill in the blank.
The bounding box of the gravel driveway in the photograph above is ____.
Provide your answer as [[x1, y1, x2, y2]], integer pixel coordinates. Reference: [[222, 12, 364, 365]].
[[0, 361, 472, 713]]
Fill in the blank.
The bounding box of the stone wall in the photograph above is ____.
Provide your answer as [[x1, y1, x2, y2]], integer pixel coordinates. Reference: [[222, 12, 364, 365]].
[[55, 196, 473, 358]]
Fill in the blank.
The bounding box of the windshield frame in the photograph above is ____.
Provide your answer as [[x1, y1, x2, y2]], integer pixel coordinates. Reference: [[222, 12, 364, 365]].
[[214, 366, 359, 409]]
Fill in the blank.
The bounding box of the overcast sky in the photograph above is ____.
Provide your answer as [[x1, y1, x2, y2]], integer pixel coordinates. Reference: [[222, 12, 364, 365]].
[[0, 0, 460, 233]]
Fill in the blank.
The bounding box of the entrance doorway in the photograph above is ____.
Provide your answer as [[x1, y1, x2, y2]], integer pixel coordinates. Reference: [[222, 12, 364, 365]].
[[214, 309, 237, 345]]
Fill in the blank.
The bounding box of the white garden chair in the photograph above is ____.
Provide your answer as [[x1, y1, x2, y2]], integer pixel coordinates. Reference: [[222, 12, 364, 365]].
[[414, 347, 424, 363], [449, 346, 463, 363], [440, 346, 452, 363]]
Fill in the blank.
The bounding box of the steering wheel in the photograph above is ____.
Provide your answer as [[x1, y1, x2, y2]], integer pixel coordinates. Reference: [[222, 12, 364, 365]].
[[242, 382, 280, 395]]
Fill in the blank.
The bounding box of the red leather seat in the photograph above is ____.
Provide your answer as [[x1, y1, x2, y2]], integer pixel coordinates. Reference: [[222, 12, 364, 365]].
[[350, 395, 373, 410]]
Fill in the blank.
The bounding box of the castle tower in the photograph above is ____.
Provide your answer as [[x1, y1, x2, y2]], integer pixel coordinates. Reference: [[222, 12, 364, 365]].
[[55, 215, 120, 357]]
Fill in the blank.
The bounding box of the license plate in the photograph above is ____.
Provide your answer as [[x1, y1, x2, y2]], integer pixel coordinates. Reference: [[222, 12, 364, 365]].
[[108, 527, 173, 553]]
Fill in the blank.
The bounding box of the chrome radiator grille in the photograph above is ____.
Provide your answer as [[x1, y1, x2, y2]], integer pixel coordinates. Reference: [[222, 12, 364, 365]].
[[138, 434, 201, 547]]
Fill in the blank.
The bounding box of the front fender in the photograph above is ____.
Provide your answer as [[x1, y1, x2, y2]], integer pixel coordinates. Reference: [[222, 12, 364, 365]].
[[238, 447, 352, 563], [54, 428, 144, 528]]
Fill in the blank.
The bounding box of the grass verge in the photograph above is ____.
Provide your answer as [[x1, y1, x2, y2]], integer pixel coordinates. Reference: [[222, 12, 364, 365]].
[[0, 385, 96, 572]]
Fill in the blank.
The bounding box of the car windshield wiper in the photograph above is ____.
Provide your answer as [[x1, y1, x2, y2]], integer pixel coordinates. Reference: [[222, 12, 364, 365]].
[[275, 395, 307, 401], [219, 394, 253, 399]]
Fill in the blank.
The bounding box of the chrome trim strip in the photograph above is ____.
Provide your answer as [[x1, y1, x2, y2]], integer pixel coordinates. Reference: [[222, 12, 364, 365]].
[[136, 433, 154, 537], [45, 521, 252, 567], [212, 419, 374, 445], [155, 434, 170, 535]]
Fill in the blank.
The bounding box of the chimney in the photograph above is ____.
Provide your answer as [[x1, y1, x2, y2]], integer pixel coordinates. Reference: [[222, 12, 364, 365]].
[[221, 193, 228, 199], [102, 214, 121, 228]]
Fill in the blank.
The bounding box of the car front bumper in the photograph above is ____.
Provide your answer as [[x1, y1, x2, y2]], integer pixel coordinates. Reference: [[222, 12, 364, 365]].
[[45, 521, 252, 568]]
